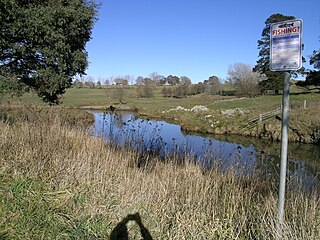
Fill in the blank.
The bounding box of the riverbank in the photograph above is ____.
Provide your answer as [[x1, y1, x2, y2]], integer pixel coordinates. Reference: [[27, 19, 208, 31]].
[[139, 100, 320, 144], [1, 106, 319, 239], [63, 88, 320, 144], [6, 87, 320, 143], [131, 94, 320, 144]]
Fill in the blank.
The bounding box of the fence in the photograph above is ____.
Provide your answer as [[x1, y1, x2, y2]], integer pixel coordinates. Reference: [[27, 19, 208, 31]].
[[240, 107, 282, 130]]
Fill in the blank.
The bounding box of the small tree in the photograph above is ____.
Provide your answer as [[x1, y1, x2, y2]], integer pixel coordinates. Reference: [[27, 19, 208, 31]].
[[159, 77, 167, 86], [136, 78, 155, 98], [162, 87, 173, 97], [174, 76, 191, 97], [205, 76, 222, 95], [190, 83, 206, 95], [104, 79, 110, 85], [73, 79, 84, 88], [114, 86, 125, 103], [142, 78, 155, 97], [135, 76, 144, 85], [83, 76, 95, 88], [228, 63, 266, 97], [161, 87, 168, 97]]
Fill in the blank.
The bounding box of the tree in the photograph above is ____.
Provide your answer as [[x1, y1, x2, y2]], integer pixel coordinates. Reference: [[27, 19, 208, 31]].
[[142, 78, 155, 97], [253, 13, 305, 94], [305, 71, 320, 89], [228, 63, 266, 97], [180, 76, 192, 85], [136, 77, 155, 98], [297, 70, 320, 90], [190, 83, 205, 95], [104, 79, 110, 85], [114, 86, 125, 103], [97, 77, 105, 86], [166, 75, 180, 85], [105, 76, 115, 85], [159, 77, 167, 86], [161, 87, 167, 97], [149, 72, 163, 85], [174, 76, 191, 97], [310, 50, 320, 69], [135, 76, 144, 85], [83, 75, 95, 88], [204, 75, 222, 95], [305, 45, 320, 89], [96, 81, 101, 89], [0, 0, 98, 104], [72, 79, 84, 88], [123, 74, 135, 85]]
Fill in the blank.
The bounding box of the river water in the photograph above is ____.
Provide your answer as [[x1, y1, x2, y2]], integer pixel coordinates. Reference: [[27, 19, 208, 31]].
[[90, 111, 320, 189]]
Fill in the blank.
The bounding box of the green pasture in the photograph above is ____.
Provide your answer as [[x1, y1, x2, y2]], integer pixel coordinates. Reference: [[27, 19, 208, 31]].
[[4, 84, 319, 114]]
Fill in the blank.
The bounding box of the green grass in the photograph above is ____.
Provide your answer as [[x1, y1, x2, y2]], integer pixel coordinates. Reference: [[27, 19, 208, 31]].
[[4, 85, 320, 143], [0, 175, 109, 239]]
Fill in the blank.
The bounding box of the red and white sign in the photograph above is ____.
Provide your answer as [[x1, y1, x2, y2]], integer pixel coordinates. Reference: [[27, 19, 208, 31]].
[[270, 19, 302, 71]]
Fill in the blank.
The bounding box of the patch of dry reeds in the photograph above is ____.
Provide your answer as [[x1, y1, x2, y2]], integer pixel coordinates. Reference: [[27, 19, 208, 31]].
[[0, 107, 319, 239]]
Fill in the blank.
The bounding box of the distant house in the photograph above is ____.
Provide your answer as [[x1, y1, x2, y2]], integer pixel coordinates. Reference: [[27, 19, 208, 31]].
[[112, 82, 122, 86]]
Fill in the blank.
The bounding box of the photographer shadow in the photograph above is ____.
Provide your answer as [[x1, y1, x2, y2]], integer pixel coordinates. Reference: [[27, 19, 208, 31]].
[[110, 212, 153, 240]]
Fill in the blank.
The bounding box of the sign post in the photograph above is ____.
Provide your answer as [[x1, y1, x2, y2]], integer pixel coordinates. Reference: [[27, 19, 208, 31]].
[[269, 19, 302, 223]]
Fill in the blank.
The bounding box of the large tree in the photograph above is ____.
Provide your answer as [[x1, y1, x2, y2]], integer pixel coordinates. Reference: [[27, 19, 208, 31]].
[[166, 75, 180, 85], [228, 63, 266, 97], [253, 13, 305, 94], [303, 50, 320, 89], [0, 0, 98, 104]]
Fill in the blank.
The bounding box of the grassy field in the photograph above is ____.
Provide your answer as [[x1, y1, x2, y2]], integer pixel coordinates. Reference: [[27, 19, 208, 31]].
[[3, 84, 320, 143], [1, 107, 319, 239]]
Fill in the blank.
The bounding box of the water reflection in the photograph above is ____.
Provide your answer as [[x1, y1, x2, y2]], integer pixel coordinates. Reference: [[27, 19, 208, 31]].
[[90, 111, 320, 189]]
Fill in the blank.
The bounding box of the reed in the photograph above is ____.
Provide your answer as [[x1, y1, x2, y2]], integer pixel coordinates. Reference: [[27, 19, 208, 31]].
[[0, 106, 319, 239]]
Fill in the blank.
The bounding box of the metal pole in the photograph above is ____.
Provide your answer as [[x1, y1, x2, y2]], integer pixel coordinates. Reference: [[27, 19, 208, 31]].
[[278, 71, 291, 223]]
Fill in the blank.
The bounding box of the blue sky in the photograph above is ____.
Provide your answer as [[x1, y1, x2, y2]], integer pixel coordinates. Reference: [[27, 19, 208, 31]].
[[85, 0, 320, 83]]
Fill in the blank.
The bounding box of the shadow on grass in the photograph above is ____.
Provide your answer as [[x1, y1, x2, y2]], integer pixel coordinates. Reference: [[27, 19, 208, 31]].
[[110, 212, 153, 240]]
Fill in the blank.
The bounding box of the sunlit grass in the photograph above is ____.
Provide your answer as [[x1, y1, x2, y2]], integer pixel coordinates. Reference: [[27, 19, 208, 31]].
[[0, 106, 319, 239], [4, 86, 320, 143]]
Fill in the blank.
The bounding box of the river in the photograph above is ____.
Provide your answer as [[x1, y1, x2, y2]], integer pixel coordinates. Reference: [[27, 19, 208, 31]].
[[90, 111, 320, 189]]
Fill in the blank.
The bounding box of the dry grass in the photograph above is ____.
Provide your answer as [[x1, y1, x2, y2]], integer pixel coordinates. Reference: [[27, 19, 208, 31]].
[[0, 106, 319, 239]]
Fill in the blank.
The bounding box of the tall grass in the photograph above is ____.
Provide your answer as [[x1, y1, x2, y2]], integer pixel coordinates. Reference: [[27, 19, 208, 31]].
[[0, 106, 319, 239]]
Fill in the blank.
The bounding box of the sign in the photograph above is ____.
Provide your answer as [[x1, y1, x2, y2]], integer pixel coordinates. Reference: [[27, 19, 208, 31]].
[[270, 19, 302, 71]]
